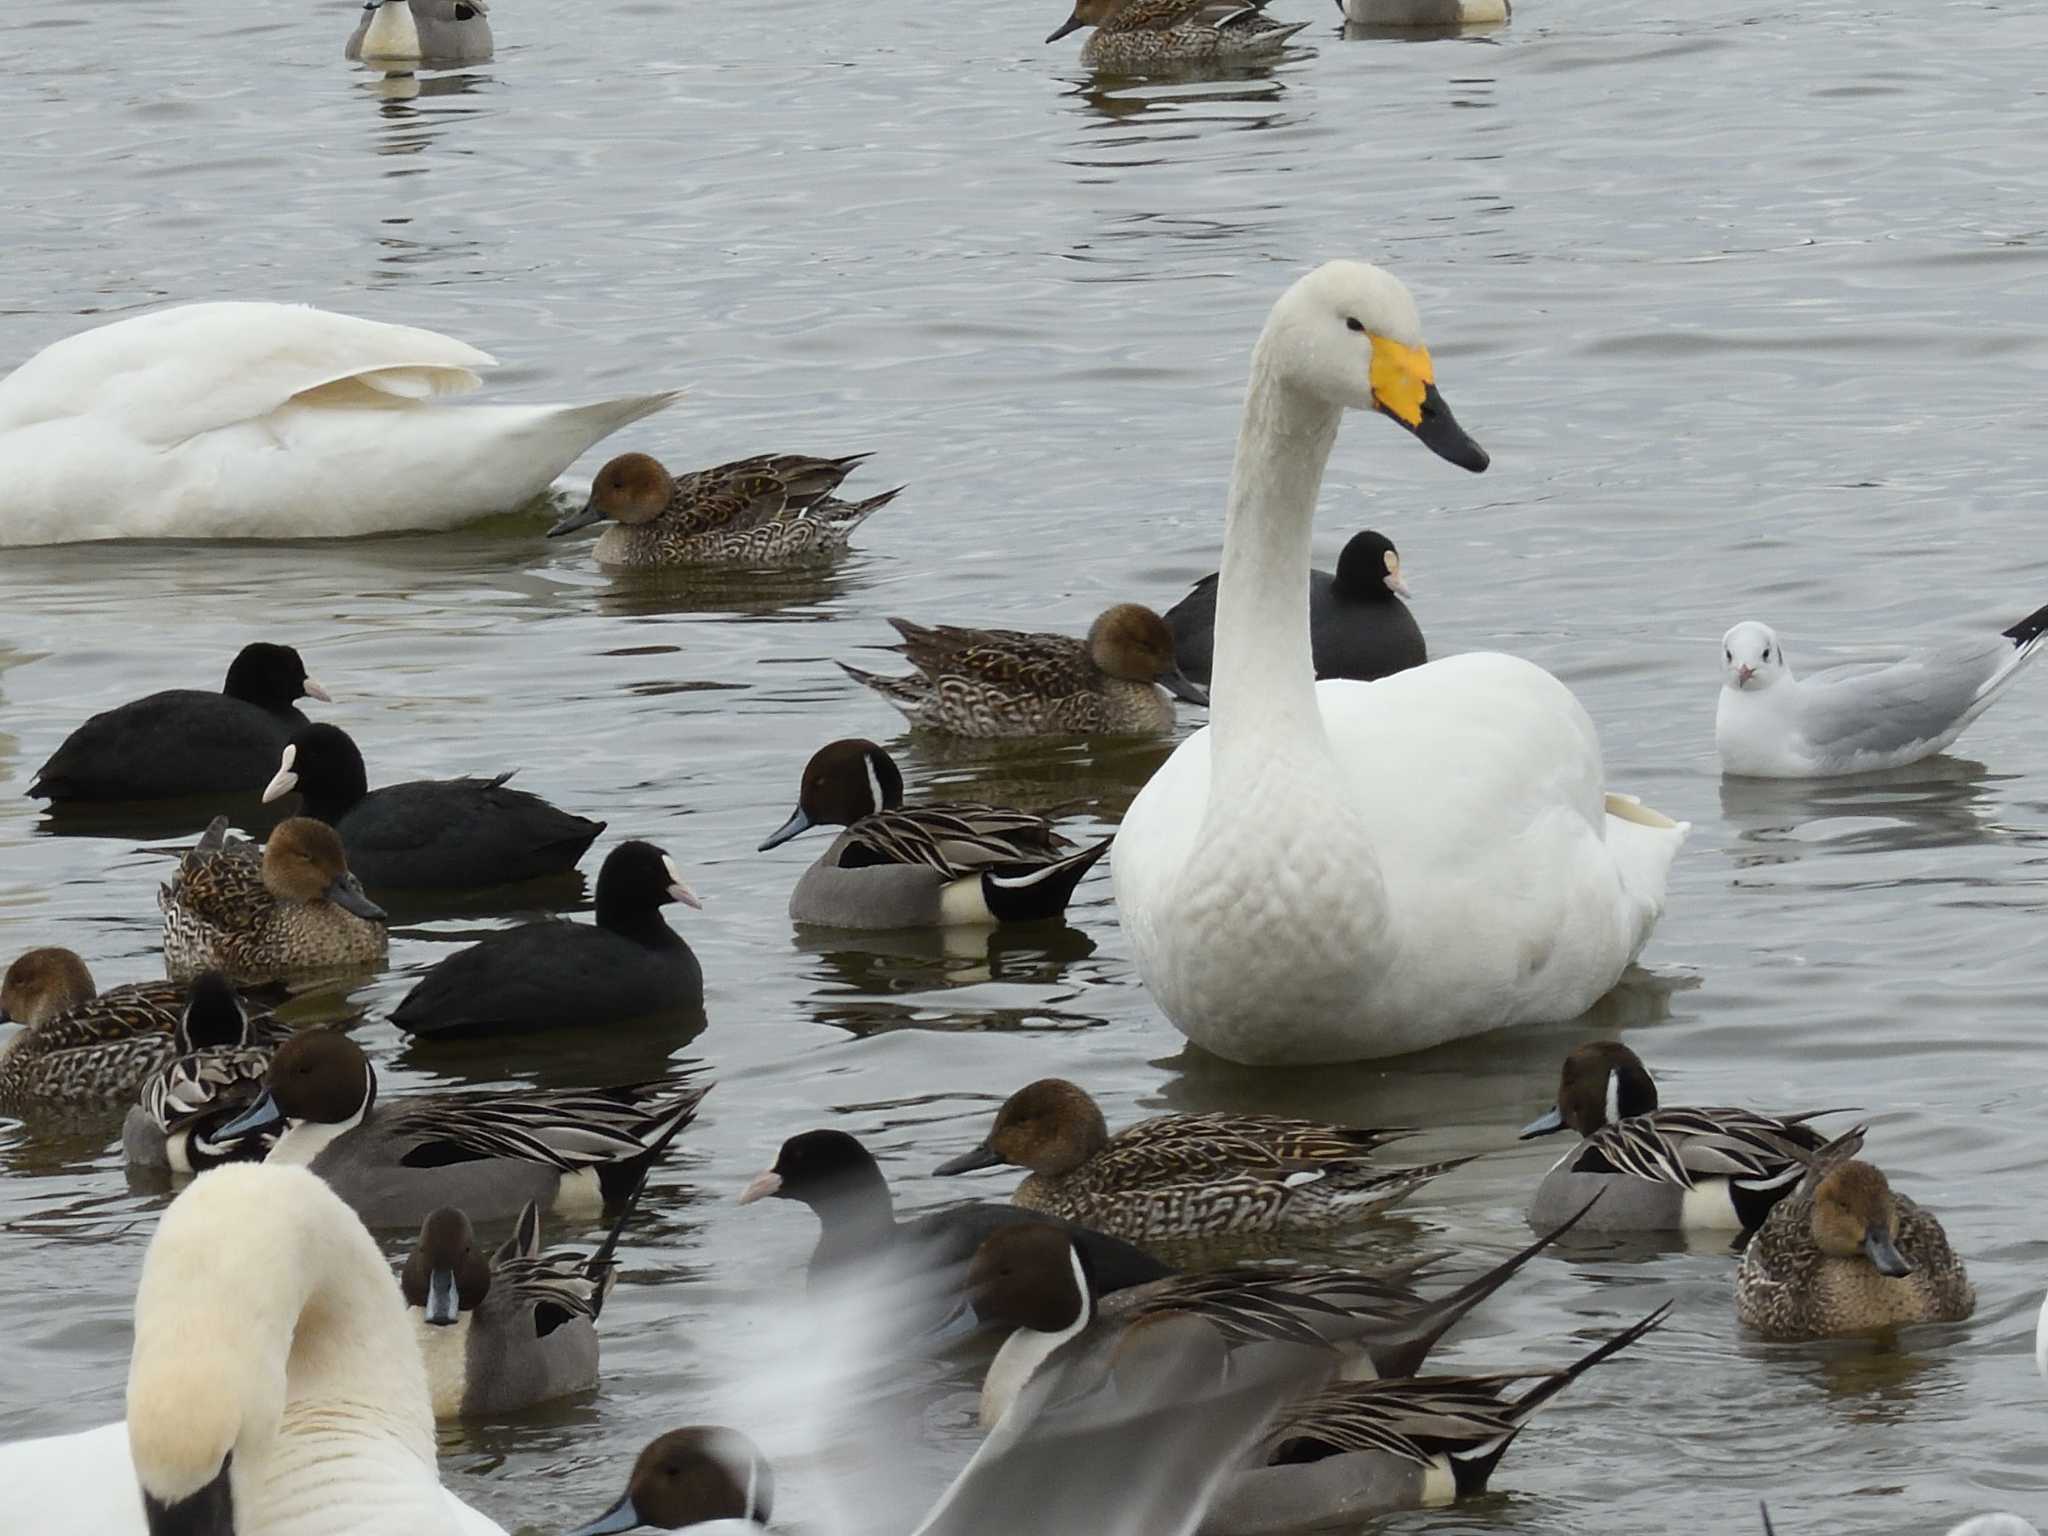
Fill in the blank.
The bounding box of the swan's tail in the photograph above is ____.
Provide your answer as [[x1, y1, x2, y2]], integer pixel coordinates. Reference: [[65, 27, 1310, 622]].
[[1604, 792, 1688, 953]]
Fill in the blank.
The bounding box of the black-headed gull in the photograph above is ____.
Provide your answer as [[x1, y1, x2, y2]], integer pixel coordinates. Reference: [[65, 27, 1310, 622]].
[[1716, 604, 2048, 778]]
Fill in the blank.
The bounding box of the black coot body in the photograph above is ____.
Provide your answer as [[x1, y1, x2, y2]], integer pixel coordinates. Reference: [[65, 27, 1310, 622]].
[[392, 840, 701, 1038], [30, 643, 325, 802], [274, 722, 604, 891]]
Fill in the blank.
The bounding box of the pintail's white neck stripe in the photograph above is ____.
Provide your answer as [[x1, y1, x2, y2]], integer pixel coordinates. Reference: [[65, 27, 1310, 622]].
[[1603, 1070, 1621, 1128]]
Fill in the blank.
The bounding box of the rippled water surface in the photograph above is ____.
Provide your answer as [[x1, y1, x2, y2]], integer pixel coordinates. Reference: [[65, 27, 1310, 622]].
[[4, 0, 2048, 1530]]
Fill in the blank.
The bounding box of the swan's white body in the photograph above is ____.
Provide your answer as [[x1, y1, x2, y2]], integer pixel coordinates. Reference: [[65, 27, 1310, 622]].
[[0, 302, 679, 545], [1112, 262, 1686, 1065], [0, 1164, 507, 1536]]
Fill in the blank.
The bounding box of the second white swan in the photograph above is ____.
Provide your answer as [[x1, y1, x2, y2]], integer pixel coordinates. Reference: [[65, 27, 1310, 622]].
[[1111, 260, 1685, 1065]]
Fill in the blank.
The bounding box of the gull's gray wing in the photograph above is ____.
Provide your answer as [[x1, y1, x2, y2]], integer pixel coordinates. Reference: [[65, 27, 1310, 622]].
[[1793, 637, 2011, 763]]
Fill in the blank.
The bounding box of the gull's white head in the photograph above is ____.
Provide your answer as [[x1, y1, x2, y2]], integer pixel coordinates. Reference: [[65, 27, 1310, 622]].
[[1259, 261, 1489, 473], [1722, 621, 1788, 692]]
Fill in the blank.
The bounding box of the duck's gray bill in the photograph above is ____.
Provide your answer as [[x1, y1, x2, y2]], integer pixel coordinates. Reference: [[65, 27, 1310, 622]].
[[546, 501, 606, 539], [425, 1267, 460, 1326], [326, 875, 388, 923], [216, 1089, 284, 1142], [1863, 1228, 1914, 1278], [757, 806, 812, 852], [925, 1298, 985, 1348], [1045, 10, 1085, 41], [1517, 1106, 1565, 1140], [1162, 666, 1209, 707], [563, 1493, 644, 1536], [933, 1143, 1003, 1176]]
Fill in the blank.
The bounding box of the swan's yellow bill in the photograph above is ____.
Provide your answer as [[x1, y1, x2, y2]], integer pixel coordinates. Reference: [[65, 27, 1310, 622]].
[[1368, 337, 1434, 428]]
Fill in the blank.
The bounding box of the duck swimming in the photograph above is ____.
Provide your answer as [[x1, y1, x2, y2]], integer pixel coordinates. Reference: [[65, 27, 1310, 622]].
[[28, 641, 328, 803], [933, 1077, 1468, 1240], [217, 1029, 709, 1227], [758, 739, 1112, 928], [1045, 0, 1311, 70], [391, 840, 703, 1038], [546, 451, 903, 568], [346, 0, 494, 69], [1519, 1041, 1852, 1232], [841, 605, 1207, 738], [0, 301, 676, 545], [160, 816, 388, 982], [1735, 1151, 1975, 1340], [563, 1428, 772, 1536], [1166, 529, 1425, 688], [121, 972, 296, 1173], [263, 722, 605, 891], [1111, 260, 1686, 1064]]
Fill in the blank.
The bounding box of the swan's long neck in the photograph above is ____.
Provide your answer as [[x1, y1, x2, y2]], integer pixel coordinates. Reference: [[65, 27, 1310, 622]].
[[1209, 348, 1343, 772]]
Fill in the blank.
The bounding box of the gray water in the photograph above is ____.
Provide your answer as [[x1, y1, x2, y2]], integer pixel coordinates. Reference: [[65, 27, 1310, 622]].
[[3, 0, 2047, 1530]]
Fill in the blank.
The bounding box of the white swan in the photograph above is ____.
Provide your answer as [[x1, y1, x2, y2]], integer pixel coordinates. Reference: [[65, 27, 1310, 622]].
[[0, 302, 679, 545], [1111, 260, 1686, 1065], [0, 1163, 507, 1536]]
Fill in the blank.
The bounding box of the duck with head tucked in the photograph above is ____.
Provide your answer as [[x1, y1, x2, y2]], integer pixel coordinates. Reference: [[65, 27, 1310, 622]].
[[1166, 529, 1425, 688], [28, 641, 328, 804], [1519, 1041, 1852, 1233], [840, 605, 1207, 738], [121, 972, 298, 1174], [391, 840, 703, 1038], [935, 1078, 1469, 1241], [759, 739, 1113, 928], [1045, 0, 1310, 69], [160, 815, 388, 982], [547, 451, 902, 568], [401, 1197, 628, 1420], [217, 1029, 708, 1228], [264, 722, 604, 892], [347, 0, 494, 69], [1736, 1145, 1974, 1340], [0, 949, 278, 1109]]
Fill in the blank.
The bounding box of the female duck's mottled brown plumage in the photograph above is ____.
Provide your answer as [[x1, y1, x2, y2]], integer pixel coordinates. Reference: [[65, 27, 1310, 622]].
[[935, 1077, 1468, 1240], [159, 816, 389, 982], [840, 603, 1208, 738], [1047, 0, 1310, 69], [0, 947, 186, 1107], [547, 450, 902, 568], [1735, 1155, 1974, 1340]]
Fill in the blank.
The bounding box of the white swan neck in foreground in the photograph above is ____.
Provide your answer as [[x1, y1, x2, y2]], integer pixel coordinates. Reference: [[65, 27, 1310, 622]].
[[1111, 260, 1685, 1066], [0, 1162, 505, 1536]]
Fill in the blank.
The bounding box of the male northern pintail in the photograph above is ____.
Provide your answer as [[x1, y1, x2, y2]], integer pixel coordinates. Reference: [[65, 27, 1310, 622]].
[[1716, 604, 2048, 778], [392, 841, 703, 1038], [0, 1163, 510, 1535], [121, 972, 298, 1173], [216, 1030, 708, 1227], [28, 642, 328, 803], [546, 451, 903, 568], [840, 605, 1207, 738], [347, 0, 494, 68], [1519, 1041, 1851, 1233], [934, 1078, 1470, 1240], [564, 1428, 772, 1536], [1045, 0, 1310, 68], [0, 948, 279, 1109], [1110, 261, 1686, 1065], [1340, 0, 1506, 25], [0, 301, 675, 546], [757, 739, 1112, 928], [1735, 1147, 1974, 1340], [738, 1128, 1169, 1300], [402, 1199, 627, 1419], [1167, 529, 1426, 688], [1198, 1304, 1668, 1534], [263, 722, 605, 891], [160, 815, 388, 981], [961, 1205, 1594, 1428]]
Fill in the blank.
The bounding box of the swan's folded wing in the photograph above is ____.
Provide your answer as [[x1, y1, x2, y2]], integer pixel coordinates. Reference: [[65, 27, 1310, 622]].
[[0, 302, 494, 444]]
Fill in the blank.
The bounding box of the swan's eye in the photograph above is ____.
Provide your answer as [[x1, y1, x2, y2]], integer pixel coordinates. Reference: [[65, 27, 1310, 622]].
[[1345, 318, 1365, 334]]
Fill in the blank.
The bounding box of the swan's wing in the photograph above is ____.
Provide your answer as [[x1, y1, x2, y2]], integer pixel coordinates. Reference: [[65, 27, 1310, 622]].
[[0, 302, 493, 443], [1790, 640, 2011, 765]]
